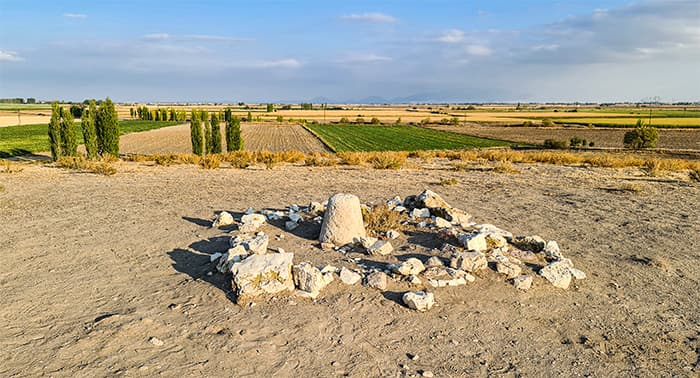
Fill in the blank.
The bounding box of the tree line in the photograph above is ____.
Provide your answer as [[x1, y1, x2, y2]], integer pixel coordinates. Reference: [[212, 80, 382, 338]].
[[132, 106, 187, 122], [48, 98, 120, 161], [190, 108, 242, 155]]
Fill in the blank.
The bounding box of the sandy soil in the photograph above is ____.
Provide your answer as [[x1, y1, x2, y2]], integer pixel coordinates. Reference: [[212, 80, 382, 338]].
[[119, 123, 330, 154], [0, 161, 698, 377], [428, 125, 700, 151]]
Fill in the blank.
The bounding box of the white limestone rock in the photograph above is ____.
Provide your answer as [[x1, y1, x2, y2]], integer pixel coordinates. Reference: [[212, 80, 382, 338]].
[[231, 253, 295, 302], [212, 211, 234, 228], [293, 262, 329, 298], [539, 261, 573, 289], [339, 267, 362, 285], [367, 240, 394, 256], [449, 251, 487, 272], [240, 213, 267, 233], [411, 208, 431, 219], [457, 232, 488, 252], [512, 275, 533, 290], [365, 271, 389, 290], [433, 217, 452, 229], [402, 291, 435, 312], [394, 258, 426, 276], [319, 193, 367, 245]]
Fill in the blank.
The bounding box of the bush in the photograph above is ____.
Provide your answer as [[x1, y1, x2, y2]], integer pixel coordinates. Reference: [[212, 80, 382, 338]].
[[199, 154, 221, 169], [355, 117, 365, 124], [362, 205, 407, 235], [370, 117, 381, 125], [339, 117, 350, 124], [367, 152, 407, 169], [543, 139, 569, 149], [624, 119, 659, 149], [541, 119, 555, 127], [569, 136, 585, 148], [224, 151, 252, 168], [522, 120, 534, 127]]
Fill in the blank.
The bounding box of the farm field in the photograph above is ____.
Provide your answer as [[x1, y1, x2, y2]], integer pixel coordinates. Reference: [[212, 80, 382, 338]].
[[0, 120, 182, 157], [427, 125, 700, 150], [306, 124, 512, 152], [551, 117, 700, 128]]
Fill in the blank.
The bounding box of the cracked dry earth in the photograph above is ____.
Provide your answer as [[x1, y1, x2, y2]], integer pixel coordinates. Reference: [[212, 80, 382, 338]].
[[0, 160, 698, 377]]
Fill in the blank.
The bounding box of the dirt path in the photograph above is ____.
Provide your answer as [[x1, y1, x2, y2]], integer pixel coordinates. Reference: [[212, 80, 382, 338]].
[[0, 162, 698, 376], [119, 123, 329, 154]]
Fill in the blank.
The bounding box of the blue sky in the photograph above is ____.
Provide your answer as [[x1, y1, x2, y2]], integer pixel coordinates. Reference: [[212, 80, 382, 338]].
[[0, 0, 698, 103]]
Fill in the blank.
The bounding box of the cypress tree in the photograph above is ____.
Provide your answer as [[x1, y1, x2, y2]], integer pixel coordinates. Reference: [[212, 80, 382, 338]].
[[130, 107, 134, 118], [190, 110, 203, 155], [48, 102, 62, 161], [82, 100, 99, 160], [96, 97, 120, 156], [247, 111, 252, 122], [60, 107, 79, 157], [227, 116, 243, 151], [202, 110, 211, 154], [211, 112, 222, 154]]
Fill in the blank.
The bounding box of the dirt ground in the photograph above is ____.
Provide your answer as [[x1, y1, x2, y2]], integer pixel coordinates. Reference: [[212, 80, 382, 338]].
[[119, 123, 330, 154], [0, 160, 698, 377], [428, 125, 700, 151]]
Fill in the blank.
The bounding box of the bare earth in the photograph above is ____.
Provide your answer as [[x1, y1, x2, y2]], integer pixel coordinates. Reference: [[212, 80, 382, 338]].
[[428, 125, 700, 150], [0, 161, 698, 377], [119, 123, 330, 154]]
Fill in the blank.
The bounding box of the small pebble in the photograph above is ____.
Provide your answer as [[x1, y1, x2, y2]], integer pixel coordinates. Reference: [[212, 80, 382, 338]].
[[149, 337, 164, 346], [422, 371, 434, 377]]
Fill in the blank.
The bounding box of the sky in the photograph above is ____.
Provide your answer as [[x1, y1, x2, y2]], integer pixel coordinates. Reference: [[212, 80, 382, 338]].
[[0, 0, 698, 103]]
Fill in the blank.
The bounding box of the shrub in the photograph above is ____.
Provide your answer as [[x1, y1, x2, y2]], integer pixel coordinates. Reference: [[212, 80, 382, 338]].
[[56, 156, 116, 175], [541, 119, 555, 127], [493, 161, 520, 174], [48, 102, 62, 161], [304, 153, 338, 166], [81, 100, 99, 160], [339, 117, 350, 124], [367, 152, 407, 169], [370, 117, 381, 125], [362, 205, 407, 236], [337, 152, 365, 165], [0, 161, 23, 173], [522, 120, 534, 127], [355, 117, 365, 124], [569, 136, 585, 148], [224, 151, 253, 168], [199, 154, 221, 169], [543, 139, 569, 149], [440, 178, 458, 186], [624, 119, 659, 149], [255, 150, 281, 169]]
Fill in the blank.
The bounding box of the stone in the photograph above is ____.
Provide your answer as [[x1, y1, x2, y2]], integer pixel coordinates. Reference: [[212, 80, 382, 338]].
[[216, 245, 248, 273], [457, 232, 488, 252], [386, 230, 401, 240], [511, 235, 546, 252], [149, 337, 164, 346], [365, 271, 388, 290], [512, 275, 533, 290], [212, 211, 234, 228], [422, 371, 434, 378], [339, 267, 362, 285], [240, 214, 267, 233], [426, 256, 444, 268], [393, 206, 407, 213], [445, 208, 472, 227], [485, 233, 508, 249], [450, 251, 487, 272], [367, 240, 394, 256], [319, 193, 366, 245], [569, 268, 586, 280], [386, 196, 403, 209], [293, 262, 329, 298], [416, 190, 451, 209], [357, 236, 378, 249], [402, 291, 435, 311], [320, 242, 335, 251], [210, 252, 223, 262], [539, 261, 573, 289], [408, 275, 422, 285], [496, 260, 522, 279], [394, 258, 426, 276], [285, 221, 299, 231], [544, 241, 564, 260], [411, 208, 431, 219], [309, 201, 325, 214], [441, 243, 462, 254], [433, 217, 451, 228], [477, 224, 513, 240], [231, 253, 295, 302], [231, 233, 269, 254], [288, 212, 303, 223]]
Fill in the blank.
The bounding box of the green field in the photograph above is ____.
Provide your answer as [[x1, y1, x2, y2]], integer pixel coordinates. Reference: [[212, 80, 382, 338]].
[[0, 103, 53, 111], [0, 120, 182, 157], [305, 124, 512, 152]]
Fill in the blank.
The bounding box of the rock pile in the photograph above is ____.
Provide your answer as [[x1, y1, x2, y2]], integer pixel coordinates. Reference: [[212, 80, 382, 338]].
[[207, 190, 586, 309]]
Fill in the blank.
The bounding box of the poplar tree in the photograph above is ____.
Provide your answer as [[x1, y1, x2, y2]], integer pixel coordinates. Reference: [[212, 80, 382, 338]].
[[190, 110, 203, 155], [48, 102, 62, 161], [60, 107, 79, 157], [210, 112, 222, 153], [82, 100, 99, 160]]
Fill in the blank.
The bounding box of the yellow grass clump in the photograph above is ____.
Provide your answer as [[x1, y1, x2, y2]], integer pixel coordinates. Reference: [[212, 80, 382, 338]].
[[0, 161, 24, 173], [56, 156, 117, 176], [362, 205, 407, 236], [366, 151, 408, 169], [199, 154, 221, 169]]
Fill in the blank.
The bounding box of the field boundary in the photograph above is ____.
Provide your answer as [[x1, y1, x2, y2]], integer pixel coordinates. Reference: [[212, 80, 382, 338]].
[[301, 124, 337, 152]]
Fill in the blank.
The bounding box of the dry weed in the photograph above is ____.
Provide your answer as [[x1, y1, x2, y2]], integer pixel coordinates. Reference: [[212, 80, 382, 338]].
[[0, 161, 23, 173], [362, 205, 407, 235], [337, 152, 366, 166], [367, 151, 407, 169], [439, 178, 459, 186], [305, 153, 339, 166], [493, 161, 521, 174], [56, 156, 117, 176], [254, 150, 282, 169], [199, 154, 221, 169], [223, 151, 253, 169]]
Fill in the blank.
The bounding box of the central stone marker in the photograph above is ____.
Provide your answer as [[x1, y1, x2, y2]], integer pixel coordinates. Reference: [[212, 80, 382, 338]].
[[319, 193, 366, 245]]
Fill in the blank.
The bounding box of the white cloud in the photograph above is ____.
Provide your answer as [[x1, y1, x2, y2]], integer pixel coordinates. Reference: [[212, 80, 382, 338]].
[[437, 29, 465, 43], [182, 34, 251, 42], [259, 59, 302, 69], [0, 50, 23, 62], [143, 33, 170, 40], [341, 13, 396, 23], [63, 13, 87, 19], [465, 44, 492, 57], [335, 53, 392, 64]]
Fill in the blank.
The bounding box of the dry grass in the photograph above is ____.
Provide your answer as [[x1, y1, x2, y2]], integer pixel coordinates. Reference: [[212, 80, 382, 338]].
[[199, 155, 221, 169], [0, 161, 23, 173], [223, 151, 253, 168], [493, 161, 521, 174], [362, 205, 407, 236], [304, 153, 339, 167], [690, 169, 700, 182], [56, 156, 117, 176], [439, 178, 459, 186], [367, 151, 408, 169]]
